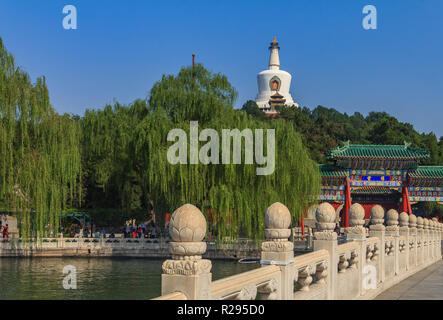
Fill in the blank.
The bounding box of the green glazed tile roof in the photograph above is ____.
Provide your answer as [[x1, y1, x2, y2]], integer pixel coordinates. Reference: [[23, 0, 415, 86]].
[[328, 144, 429, 160], [409, 166, 443, 179], [319, 164, 348, 177]]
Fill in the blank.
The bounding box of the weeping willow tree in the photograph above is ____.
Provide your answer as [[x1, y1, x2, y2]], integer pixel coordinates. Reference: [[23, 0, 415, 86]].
[[131, 64, 321, 239], [80, 64, 320, 239], [0, 37, 82, 239], [80, 100, 150, 212]]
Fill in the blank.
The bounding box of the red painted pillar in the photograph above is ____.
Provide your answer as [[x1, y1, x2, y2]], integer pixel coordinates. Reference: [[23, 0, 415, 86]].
[[405, 187, 412, 215], [298, 218, 305, 240], [301, 217, 305, 238], [401, 185, 409, 213], [400, 186, 406, 213], [344, 177, 351, 228], [401, 179, 411, 215]]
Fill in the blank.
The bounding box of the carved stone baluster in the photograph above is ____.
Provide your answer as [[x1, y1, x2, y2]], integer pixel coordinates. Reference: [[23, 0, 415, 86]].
[[338, 254, 348, 273], [161, 204, 212, 299], [385, 209, 399, 236], [409, 214, 417, 233], [313, 202, 337, 299], [315, 261, 328, 284], [372, 243, 379, 261], [424, 218, 430, 248], [385, 241, 390, 256], [370, 205, 385, 231], [409, 239, 414, 251], [366, 244, 374, 263], [399, 212, 409, 228], [260, 202, 294, 299], [257, 279, 278, 300], [399, 240, 405, 253], [297, 265, 313, 291], [345, 203, 366, 239], [369, 205, 385, 282], [409, 214, 417, 253], [389, 241, 395, 256], [349, 251, 358, 269], [235, 284, 257, 300], [314, 203, 337, 240]]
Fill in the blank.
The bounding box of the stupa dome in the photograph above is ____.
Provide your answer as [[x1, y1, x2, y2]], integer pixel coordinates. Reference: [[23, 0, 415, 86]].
[[255, 37, 298, 114]]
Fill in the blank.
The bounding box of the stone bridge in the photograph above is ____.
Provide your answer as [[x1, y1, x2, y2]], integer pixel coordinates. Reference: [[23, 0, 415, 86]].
[[153, 202, 442, 300]]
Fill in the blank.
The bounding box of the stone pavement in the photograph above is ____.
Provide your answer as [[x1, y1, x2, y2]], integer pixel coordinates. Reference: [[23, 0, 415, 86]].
[[375, 260, 443, 300]]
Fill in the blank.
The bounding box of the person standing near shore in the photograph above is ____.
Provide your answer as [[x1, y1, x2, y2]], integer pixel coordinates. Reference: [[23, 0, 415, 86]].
[[2, 224, 8, 238], [141, 222, 146, 234]]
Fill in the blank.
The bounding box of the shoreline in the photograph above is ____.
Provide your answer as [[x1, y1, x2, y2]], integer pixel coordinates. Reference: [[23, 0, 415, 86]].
[[0, 238, 311, 259]]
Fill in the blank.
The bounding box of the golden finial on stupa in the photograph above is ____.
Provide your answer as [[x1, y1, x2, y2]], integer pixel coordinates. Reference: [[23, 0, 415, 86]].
[[272, 37, 277, 44]]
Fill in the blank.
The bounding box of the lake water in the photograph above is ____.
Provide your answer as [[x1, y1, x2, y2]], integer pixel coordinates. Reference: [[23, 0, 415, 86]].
[[0, 257, 258, 300]]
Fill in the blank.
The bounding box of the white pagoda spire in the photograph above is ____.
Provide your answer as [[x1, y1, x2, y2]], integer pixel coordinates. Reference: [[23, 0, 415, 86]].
[[255, 37, 298, 114], [268, 37, 280, 70]]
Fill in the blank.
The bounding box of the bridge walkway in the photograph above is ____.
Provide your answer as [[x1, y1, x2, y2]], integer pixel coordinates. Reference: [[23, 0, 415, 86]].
[[375, 260, 443, 300]]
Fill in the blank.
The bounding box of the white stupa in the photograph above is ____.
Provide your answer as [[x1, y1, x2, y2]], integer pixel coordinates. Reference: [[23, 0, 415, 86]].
[[255, 37, 298, 114]]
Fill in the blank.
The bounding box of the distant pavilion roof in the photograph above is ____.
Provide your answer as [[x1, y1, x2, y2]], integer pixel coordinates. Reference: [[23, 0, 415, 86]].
[[328, 143, 430, 160], [319, 164, 348, 177], [409, 166, 443, 179]]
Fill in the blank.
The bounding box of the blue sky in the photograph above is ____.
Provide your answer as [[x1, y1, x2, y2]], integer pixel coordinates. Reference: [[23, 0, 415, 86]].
[[0, 0, 442, 136]]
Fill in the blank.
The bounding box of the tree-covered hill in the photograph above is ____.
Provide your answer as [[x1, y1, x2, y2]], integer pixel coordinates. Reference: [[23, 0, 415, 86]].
[[243, 101, 443, 166]]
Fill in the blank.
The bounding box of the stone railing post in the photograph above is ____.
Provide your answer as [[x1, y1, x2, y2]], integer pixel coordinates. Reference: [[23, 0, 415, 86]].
[[429, 220, 434, 261], [161, 204, 212, 299], [313, 202, 337, 300], [416, 217, 424, 266], [399, 212, 409, 271], [345, 203, 366, 240], [436, 221, 439, 254], [423, 218, 430, 263], [344, 203, 366, 296], [409, 214, 417, 268], [432, 219, 438, 260], [385, 209, 400, 275], [429, 219, 435, 260], [260, 202, 294, 300], [369, 205, 385, 283], [385, 209, 399, 236], [436, 221, 440, 258], [433, 219, 440, 260], [432, 220, 438, 260]]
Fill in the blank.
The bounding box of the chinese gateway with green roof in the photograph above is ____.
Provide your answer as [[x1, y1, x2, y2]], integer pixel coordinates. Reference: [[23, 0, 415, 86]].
[[319, 142, 443, 225]]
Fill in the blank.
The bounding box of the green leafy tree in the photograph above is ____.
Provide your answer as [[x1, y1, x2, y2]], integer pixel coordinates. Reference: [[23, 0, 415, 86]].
[[132, 65, 321, 238], [0, 37, 82, 238], [241, 100, 266, 120]]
